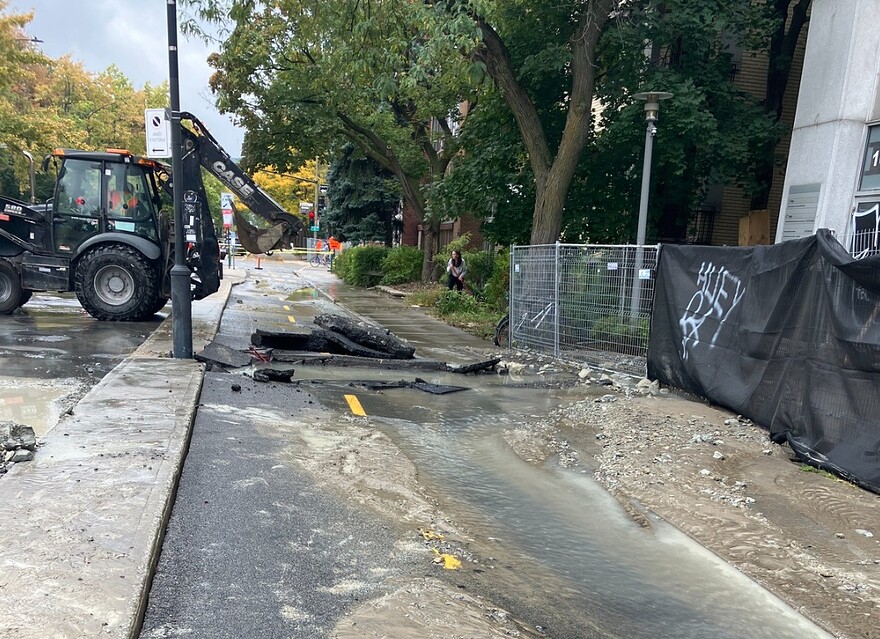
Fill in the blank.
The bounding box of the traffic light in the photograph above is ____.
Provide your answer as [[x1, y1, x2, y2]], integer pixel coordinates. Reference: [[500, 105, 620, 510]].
[[317, 195, 327, 214], [308, 210, 315, 221]]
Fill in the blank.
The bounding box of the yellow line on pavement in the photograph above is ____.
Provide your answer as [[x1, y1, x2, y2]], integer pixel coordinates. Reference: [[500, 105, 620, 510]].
[[344, 394, 367, 416], [283, 305, 290, 311], [287, 315, 296, 323]]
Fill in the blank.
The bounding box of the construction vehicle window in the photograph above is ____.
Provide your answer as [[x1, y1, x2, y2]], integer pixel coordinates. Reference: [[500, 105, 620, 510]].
[[56, 159, 101, 217], [107, 164, 154, 221]]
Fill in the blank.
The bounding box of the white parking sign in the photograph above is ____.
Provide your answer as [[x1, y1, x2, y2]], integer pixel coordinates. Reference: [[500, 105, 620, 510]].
[[144, 108, 171, 158]]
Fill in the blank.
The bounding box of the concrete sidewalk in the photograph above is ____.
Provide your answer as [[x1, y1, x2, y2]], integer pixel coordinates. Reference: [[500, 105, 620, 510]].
[[0, 270, 243, 639]]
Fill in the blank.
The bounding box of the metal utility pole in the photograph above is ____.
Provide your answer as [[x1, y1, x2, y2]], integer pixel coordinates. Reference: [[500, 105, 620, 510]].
[[167, 0, 193, 358], [629, 91, 672, 322]]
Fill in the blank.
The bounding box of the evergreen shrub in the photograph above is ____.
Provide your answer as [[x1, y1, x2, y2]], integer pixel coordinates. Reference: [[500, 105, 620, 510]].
[[381, 246, 423, 285]]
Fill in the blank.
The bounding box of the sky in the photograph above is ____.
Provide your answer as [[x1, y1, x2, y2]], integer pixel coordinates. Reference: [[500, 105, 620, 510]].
[[8, 0, 244, 156]]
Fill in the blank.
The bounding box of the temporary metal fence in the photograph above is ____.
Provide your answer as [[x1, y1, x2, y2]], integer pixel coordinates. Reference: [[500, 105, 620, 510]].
[[509, 243, 660, 375]]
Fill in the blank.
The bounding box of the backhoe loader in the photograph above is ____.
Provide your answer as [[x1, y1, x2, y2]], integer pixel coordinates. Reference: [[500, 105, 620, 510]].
[[0, 112, 301, 320]]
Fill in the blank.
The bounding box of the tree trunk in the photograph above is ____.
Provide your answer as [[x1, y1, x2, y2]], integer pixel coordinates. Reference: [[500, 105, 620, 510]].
[[474, 0, 613, 246], [750, 0, 811, 211], [421, 217, 440, 283], [531, 173, 569, 245]]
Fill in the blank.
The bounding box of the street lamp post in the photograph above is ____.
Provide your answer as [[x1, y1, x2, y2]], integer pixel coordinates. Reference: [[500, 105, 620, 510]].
[[632, 91, 672, 245], [630, 91, 672, 321], [167, 0, 193, 358]]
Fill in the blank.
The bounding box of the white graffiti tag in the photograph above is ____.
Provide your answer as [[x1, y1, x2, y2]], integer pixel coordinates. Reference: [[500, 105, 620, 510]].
[[679, 262, 746, 360]]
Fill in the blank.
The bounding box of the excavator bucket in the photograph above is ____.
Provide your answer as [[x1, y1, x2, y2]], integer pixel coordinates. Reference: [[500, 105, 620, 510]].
[[233, 206, 294, 254]]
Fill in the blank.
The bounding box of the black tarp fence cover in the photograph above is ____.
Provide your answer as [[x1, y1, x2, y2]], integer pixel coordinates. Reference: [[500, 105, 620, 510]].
[[648, 229, 880, 493]]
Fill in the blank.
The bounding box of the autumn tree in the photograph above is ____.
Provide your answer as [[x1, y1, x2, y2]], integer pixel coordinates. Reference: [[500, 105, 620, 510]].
[[0, 1, 53, 195], [252, 160, 323, 217]]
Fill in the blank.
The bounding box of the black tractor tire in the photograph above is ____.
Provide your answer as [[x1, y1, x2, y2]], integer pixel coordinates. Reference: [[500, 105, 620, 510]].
[[74, 244, 161, 321], [0, 260, 22, 315], [18, 289, 33, 307]]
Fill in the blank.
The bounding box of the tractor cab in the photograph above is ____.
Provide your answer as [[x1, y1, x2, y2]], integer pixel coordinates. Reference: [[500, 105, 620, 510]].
[[45, 149, 165, 257]]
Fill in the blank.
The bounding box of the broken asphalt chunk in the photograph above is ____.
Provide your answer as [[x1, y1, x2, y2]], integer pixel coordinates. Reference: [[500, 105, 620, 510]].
[[313, 313, 415, 359], [253, 368, 295, 383], [194, 340, 254, 369]]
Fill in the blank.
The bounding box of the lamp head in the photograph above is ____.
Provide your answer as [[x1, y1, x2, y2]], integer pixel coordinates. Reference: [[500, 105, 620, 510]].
[[633, 91, 673, 122]]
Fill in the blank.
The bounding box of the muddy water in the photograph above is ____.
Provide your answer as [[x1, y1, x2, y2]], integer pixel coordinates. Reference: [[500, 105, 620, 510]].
[[289, 364, 832, 639]]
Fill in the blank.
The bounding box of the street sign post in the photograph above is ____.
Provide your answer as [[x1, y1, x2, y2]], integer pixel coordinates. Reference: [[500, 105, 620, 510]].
[[220, 192, 234, 229]]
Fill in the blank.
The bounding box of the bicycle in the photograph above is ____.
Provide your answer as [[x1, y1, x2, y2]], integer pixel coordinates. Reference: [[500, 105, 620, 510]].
[[309, 252, 331, 268], [493, 300, 555, 347]]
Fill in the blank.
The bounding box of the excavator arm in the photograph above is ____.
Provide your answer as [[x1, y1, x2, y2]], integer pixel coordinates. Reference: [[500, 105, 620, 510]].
[[178, 112, 302, 254]]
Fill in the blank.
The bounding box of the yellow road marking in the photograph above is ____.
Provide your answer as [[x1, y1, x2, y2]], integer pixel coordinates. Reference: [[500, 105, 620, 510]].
[[344, 394, 366, 416], [283, 305, 290, 311], [287, 315, 296, 323]]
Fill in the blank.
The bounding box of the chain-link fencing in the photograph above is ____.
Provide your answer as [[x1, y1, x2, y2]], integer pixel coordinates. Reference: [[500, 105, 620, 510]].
[[508, 244, 659, 375]]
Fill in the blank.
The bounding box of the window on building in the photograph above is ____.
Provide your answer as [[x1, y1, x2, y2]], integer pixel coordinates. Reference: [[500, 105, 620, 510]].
[[850, 201, 880, 258], [858, 125, 880, 192]]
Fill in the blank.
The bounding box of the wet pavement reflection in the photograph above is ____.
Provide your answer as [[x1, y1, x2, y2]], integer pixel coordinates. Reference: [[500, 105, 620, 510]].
[[0, 293, 161, 435]]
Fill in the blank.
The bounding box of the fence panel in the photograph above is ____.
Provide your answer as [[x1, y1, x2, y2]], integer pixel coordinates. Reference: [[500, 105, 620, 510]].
[[509, 243, 659, 374]]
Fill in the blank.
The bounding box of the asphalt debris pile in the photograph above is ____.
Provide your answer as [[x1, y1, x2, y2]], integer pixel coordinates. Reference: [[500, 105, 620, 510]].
[[252, 313, 415, 360], [1, 421, 37, 475]]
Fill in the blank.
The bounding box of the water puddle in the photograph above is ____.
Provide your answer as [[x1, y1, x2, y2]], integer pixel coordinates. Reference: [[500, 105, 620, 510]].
[[291, 363, 832, 638], [0, 378, 83, 436], [286, 288, 321, 300]]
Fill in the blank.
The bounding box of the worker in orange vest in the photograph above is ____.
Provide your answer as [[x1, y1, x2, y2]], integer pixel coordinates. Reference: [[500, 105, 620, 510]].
[[108, 184, 139, 217]]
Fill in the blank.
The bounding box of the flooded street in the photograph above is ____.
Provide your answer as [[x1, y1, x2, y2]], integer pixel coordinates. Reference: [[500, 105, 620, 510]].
[[188, 259, 833, 638], [285, 364, 832, 638]]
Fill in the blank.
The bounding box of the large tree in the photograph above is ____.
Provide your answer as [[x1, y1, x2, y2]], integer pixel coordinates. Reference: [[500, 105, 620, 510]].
[[184, 0, 482, 279], [749, 0, 811, 211], [446, 0, 616, 245], [0, 2, 169, 201], [565, 0, 779, 243]]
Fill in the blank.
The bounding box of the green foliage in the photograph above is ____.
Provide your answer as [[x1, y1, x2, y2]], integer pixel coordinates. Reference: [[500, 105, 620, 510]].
[[590, 314, 650, 350], [431, 236, 510, 312], [185, 0, 483, 271], [333, 245, 389, 287], [798, 464, 851, 484], [407, 287, 443, 308], [567, 1, 780, 243], [429, 93, 535, 245], [381, 246, 423, 285], [331, 246, 353, 281], [436, 289, 482, 315], [427, 288, 502, 342], [483, 248, 510, 313]]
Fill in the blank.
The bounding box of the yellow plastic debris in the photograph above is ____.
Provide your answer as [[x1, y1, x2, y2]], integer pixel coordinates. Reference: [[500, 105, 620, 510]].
[[431, 547, 461, 570], [418, 528, 445, 542]]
